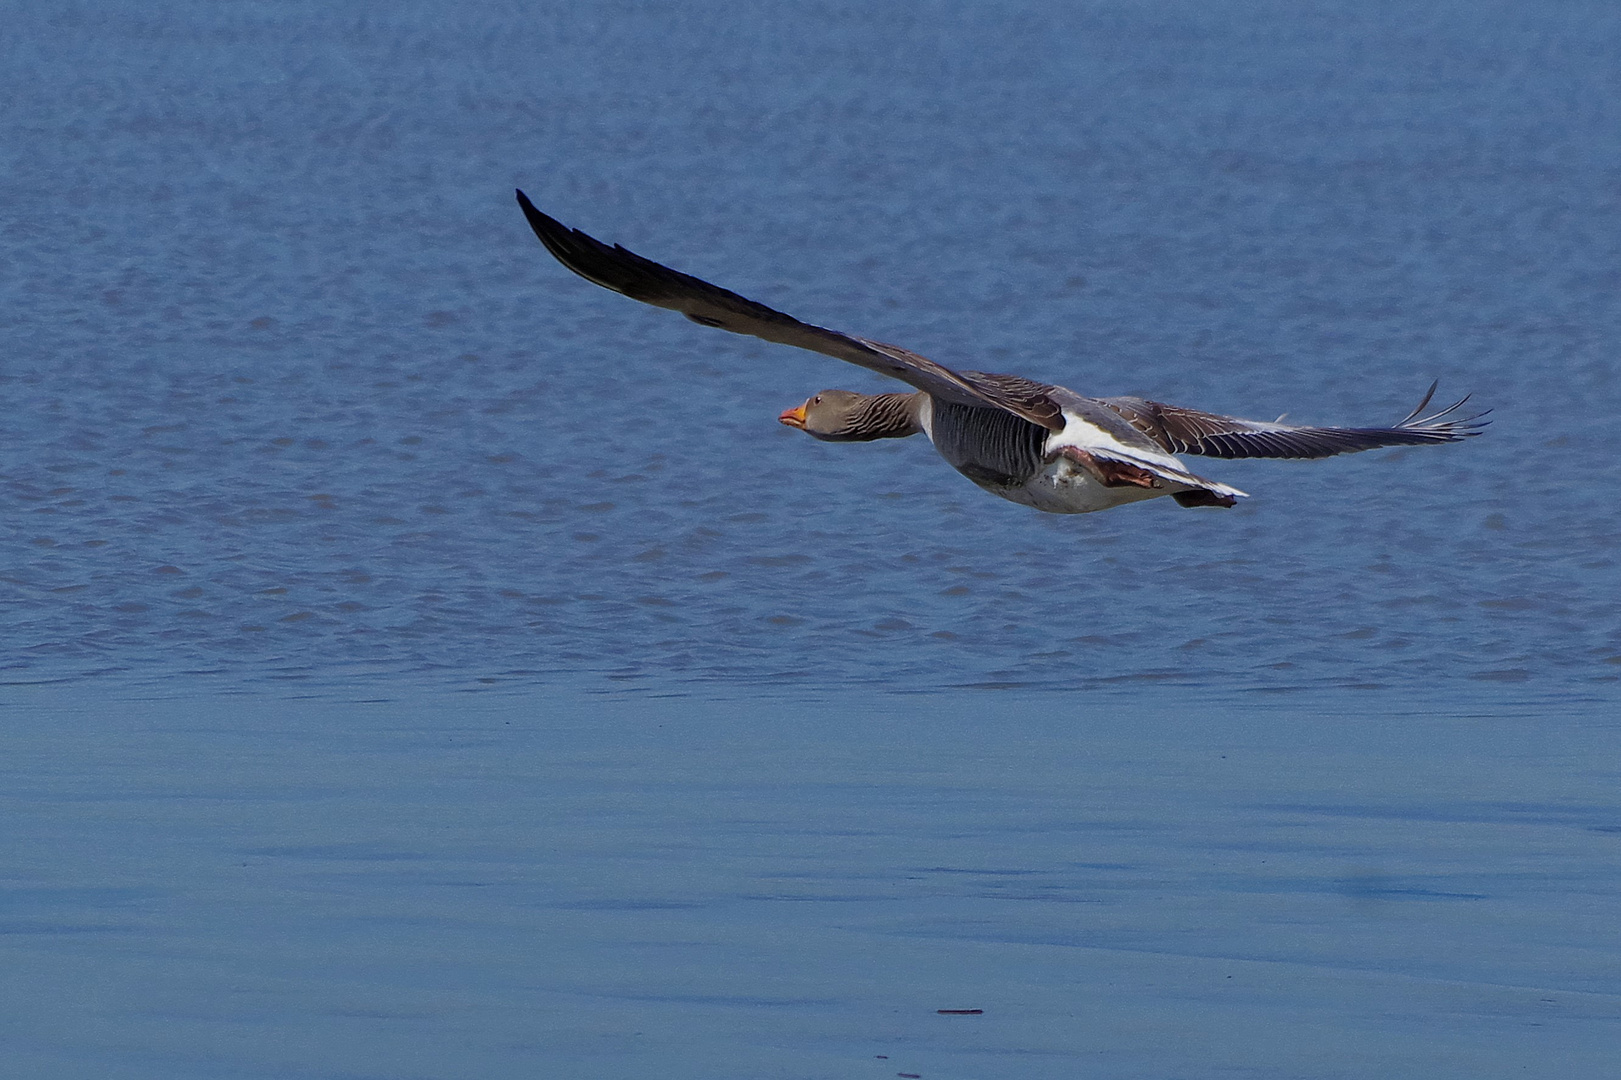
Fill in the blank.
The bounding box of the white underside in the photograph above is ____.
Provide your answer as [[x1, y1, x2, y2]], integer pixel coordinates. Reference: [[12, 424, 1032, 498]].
[[997, 457, 1180, 513]]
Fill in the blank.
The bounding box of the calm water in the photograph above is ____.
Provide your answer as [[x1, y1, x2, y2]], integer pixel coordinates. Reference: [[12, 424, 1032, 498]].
[[5, 687, 1619, 1079], [3, 1, 1620, 1076]]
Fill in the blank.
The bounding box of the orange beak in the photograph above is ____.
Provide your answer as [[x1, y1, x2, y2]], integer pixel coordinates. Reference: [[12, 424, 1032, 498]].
[[778, 402, 808, 429]]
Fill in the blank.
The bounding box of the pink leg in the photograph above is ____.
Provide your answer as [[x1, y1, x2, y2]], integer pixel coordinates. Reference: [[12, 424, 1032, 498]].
[[1046, 446, 1161, 489]]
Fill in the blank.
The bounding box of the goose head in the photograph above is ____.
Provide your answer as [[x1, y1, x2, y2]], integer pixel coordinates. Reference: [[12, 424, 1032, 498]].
[[778, 390, 924, 442]]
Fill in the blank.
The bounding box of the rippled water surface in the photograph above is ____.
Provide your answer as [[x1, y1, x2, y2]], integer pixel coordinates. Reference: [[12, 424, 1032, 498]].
[[3, 2, 1620, 1077], [4, 0, 1618, 697]]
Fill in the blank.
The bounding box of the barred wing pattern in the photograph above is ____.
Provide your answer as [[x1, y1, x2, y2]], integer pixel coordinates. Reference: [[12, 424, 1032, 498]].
[[1099, 382, 1489, 460]]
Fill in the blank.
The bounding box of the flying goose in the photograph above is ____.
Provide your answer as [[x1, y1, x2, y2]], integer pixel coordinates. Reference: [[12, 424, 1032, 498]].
[[516, 190, 1486, 514]]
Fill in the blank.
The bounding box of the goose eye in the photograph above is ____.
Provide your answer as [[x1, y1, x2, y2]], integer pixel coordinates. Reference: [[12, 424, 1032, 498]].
[[812, 395, 822, 404]]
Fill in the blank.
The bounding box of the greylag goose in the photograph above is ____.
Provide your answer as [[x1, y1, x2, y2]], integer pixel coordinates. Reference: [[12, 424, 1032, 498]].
[[517, 191, 1486, 514]]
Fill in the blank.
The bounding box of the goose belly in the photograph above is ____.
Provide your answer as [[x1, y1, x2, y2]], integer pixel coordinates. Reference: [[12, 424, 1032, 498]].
[[995, 456, 1173, 514]]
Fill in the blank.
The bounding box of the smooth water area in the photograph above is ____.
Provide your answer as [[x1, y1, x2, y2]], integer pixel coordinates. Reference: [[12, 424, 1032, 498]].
[[6, 686, 1620, 1079], [3, 1, 1620, 1076]]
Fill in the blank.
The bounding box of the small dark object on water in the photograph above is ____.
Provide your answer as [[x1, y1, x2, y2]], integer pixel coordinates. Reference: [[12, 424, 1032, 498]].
[[937, 1008, 984, 1015], [898, 1074, 922, 1079]]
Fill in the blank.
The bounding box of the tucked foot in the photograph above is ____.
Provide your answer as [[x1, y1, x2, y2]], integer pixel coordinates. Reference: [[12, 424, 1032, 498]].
[[1173, 489, 1239, 508], [1044, 446, 1162, 489]]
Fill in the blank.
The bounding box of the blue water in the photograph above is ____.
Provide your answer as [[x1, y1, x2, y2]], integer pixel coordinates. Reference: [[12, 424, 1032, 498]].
[[3, 1, 1620, 1076], [6, 688, 1619, 1080], [4, 0, 1618, 695]]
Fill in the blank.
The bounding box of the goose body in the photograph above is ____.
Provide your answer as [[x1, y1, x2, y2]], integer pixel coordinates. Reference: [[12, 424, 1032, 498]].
[[917, 394, 1247, 513], [516, 191, 1486, 515]]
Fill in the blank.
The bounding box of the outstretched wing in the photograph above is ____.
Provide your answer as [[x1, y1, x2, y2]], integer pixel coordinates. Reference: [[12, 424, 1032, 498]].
[[1099, 382, 1490, 460], [517, 191, 1062, 431]]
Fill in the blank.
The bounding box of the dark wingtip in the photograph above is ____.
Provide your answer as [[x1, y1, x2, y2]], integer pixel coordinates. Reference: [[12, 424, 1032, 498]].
[[514, 188, 554, 238], [512, 192, 672, 300], [1391, 381, 1494, 441], [1396, 380, 1441, 426], [514, 190, 588, 268]]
